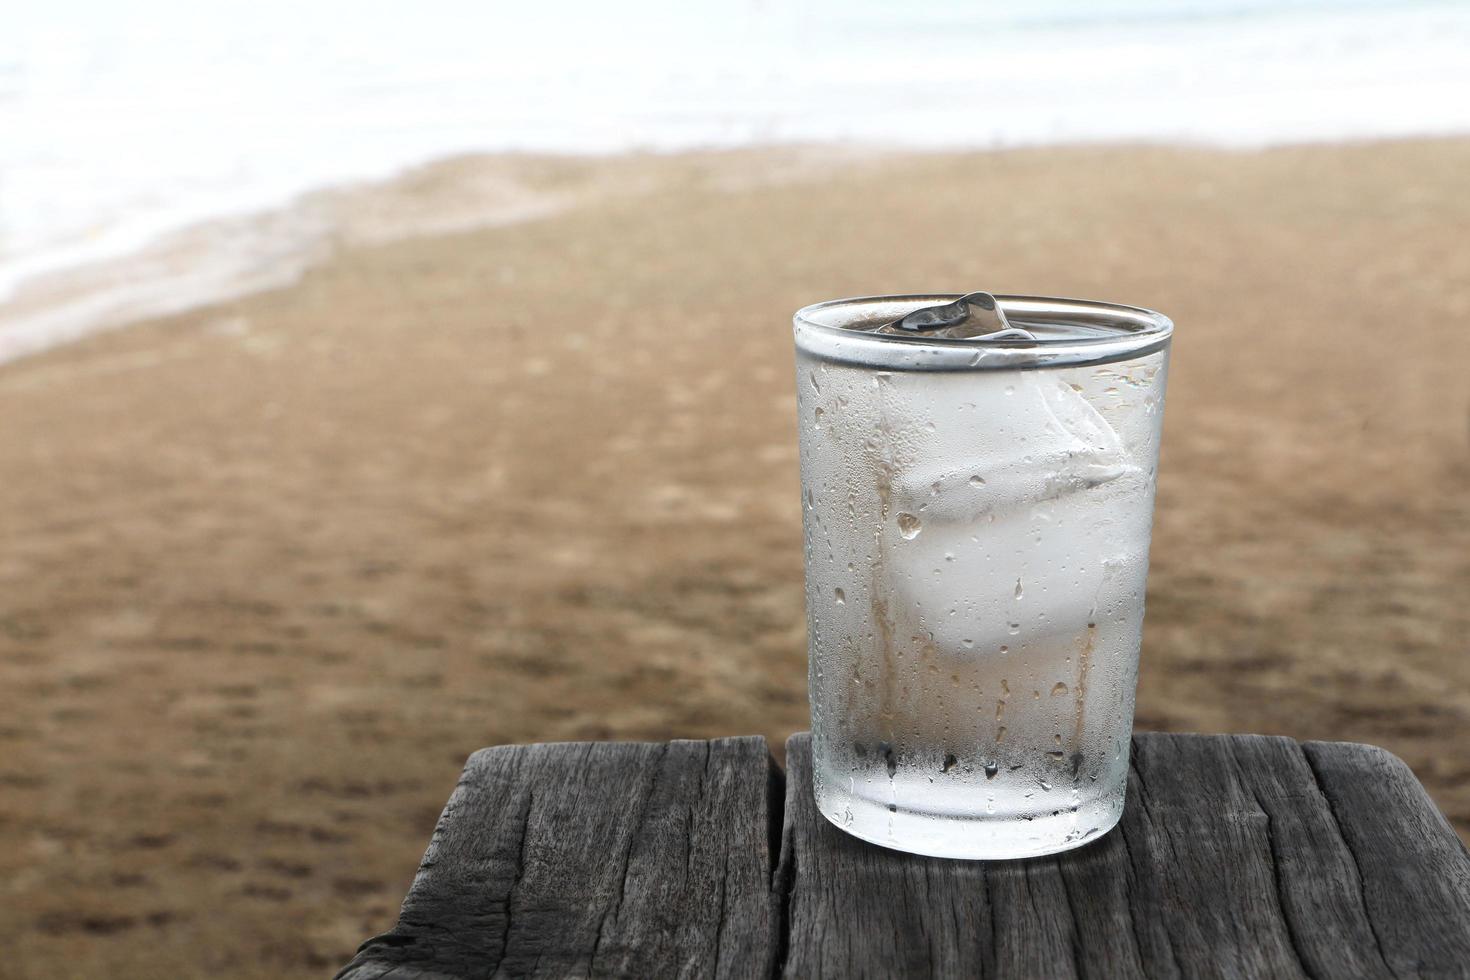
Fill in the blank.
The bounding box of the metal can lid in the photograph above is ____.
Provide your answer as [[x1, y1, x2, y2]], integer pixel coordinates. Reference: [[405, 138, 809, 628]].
[[794, 293, 1172, 372]]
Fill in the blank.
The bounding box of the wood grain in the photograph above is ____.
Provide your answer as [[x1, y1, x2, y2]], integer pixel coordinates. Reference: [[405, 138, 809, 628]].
[[336, 737, 781, 979], [778, 731, 1470, 979], [340, 732, 1470, 979]]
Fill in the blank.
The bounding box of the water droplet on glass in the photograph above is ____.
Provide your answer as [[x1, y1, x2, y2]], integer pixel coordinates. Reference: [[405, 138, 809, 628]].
[[941, 753, 958, 773], [1014, 578, 1024, 600], [961, 638, 974, 648], [805, 489, 815, 510], [984, 761, 999, 779], [1008, 622, 1020, 635], [1052, 682, 1069, 696], [834, 588, 845, 605], [969, 475, 986, 487], [813, 406, 824, 427], [1004, 384, 1015, 396], [809, 371, 821, 393], [896, 513, 922, 539]]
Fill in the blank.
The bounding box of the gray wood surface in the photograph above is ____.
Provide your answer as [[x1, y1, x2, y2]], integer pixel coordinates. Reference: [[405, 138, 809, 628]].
[[336, 737, 781, 980], [340, 732, 1470, 979], [779, 732, 1470, 979]]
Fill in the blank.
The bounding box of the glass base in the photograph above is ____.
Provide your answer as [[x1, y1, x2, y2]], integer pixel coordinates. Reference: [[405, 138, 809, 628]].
[[816, 783, 1124, 860]]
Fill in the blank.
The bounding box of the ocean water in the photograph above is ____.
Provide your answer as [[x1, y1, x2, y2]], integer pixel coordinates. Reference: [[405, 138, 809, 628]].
[[2, 0, 1469, 356]]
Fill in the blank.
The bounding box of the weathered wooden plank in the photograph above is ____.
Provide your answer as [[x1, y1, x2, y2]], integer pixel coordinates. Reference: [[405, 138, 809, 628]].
[[779, 731, 1470, 979], [1220, 734, 1397, 978], [340, 731, 1469, 979], [1303, 740, 1470, 977], [336, 737, 781, 980]]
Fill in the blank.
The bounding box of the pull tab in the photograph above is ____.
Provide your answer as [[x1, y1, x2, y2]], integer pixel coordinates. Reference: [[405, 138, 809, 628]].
[[879, 292, 1033, 340]]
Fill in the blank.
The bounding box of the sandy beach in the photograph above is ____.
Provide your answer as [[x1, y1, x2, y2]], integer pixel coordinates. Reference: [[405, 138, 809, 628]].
[[2, 138, 1468, 977]]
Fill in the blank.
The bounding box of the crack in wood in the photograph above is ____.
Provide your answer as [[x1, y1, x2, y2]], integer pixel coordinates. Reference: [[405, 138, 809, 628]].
[[1053, 856, 1090, 980], [1300, 745, 1402, 980], [981, 863, 998, 980], [496, 786, 536, 971], [710, 848, 731, 977], [1230, 755, 1318, 980], [1121, 756, 1184, 980], [1114, 822, 1166, 979], [769, 772, 797, 980]]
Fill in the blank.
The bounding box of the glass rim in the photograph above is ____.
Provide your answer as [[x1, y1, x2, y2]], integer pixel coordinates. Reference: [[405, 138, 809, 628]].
[[793, 293, 1173, 371]]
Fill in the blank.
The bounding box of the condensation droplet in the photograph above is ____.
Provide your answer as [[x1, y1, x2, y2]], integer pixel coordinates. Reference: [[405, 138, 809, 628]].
[[969, 475, 986, 487], [1014, 578, 1024, 600], [805, 489, 815, 510], [834, 588, 845, 605], [1052, 682, 1069, 696], [809, 371, 821, 393], [896, 513, 922, 539], [813, 406, 824, 427], [984, 761, 999, 779]]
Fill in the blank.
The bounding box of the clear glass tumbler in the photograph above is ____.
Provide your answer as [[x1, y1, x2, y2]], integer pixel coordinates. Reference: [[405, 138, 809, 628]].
[[794, 294, 1172, 859]]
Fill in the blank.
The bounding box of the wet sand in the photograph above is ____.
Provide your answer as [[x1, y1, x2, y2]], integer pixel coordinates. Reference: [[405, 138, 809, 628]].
[[1, 139, 1468, 977]]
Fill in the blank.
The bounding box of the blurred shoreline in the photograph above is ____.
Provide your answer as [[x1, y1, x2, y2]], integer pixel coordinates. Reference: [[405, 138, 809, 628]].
[[0, 146, 894, 365], [5, 130, 1470, 366]]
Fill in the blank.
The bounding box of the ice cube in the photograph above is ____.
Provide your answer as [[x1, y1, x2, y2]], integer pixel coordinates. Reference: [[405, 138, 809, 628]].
[[882, 372, 1146, 656], [892, 373, 1138, 525]]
